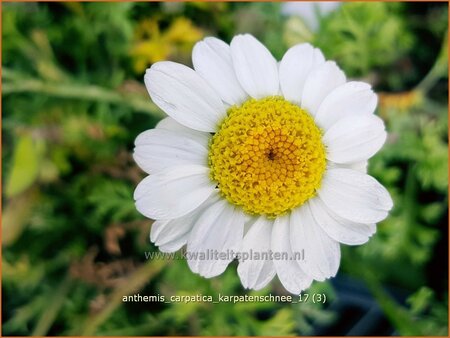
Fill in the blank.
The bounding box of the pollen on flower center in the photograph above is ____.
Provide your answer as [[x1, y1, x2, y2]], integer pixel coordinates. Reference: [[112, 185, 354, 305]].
[[208, 96, 326, 218]]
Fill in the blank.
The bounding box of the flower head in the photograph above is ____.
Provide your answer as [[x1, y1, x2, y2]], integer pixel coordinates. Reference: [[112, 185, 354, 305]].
[[134, 34, 393, 294]]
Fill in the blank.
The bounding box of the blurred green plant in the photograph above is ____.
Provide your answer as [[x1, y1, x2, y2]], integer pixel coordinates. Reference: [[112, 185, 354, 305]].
[[314, 2, 414, 78], [2, 2, 448, 336]]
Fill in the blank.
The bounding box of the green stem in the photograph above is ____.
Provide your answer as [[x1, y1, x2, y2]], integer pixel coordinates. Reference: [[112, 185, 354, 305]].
[[415, 30, 448, 94], [401, 164, 418, 251], [79, 260, 165, 336], [2, 75, 163, 117], [32, 274, 73, 336]]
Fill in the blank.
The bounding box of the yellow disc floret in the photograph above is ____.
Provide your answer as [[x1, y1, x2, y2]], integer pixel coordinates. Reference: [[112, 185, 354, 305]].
[[209, 96, 326, 218]]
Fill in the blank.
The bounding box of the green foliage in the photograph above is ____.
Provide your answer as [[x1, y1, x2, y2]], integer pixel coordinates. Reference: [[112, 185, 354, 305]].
[[2, 2, 448, 337], [5, 135, 45, 197], [406, 287, 448, 335], [406, 287, 449, 336], [88, 180, 139, 225], [314, 2, 414, 77]]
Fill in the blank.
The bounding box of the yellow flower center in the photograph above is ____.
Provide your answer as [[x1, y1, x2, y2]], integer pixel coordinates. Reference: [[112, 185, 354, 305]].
[[209, 96, 326, 218]]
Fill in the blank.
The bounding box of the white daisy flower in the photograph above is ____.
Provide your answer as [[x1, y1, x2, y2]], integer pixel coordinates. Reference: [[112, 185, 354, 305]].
[[133, 34, 393, 294]]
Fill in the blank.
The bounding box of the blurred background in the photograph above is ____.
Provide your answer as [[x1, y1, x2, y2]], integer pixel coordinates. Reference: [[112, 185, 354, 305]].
[[2, 2, 448, 336]]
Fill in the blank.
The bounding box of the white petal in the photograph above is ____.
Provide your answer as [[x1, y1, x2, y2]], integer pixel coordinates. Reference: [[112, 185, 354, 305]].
[[193, 37, 247, 105], [145, 61, 225, 132], [328, 161, 368, 173], [133, 128, 209, 174], [312, 48, 326, 66], [134, 164, 216, 219], [230, 34, 279, 98], [323, 114, 387, 163], [301, 61, 346, 116], [272, 216, 312, 294], [279, 43, 325, 104], [315, 81, 378, 130], [329, 161, 368, 173], [150, 194, 220, 252], [308, 197, 376, 245], [243, 215, 257, 236], [318, 168, 393, 224], [290, 205, 340, 281], [155, 117, 193, 133], [151, 219, 191, 253], [237, 217, 276, 290], [187, 199, 246, 278]]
